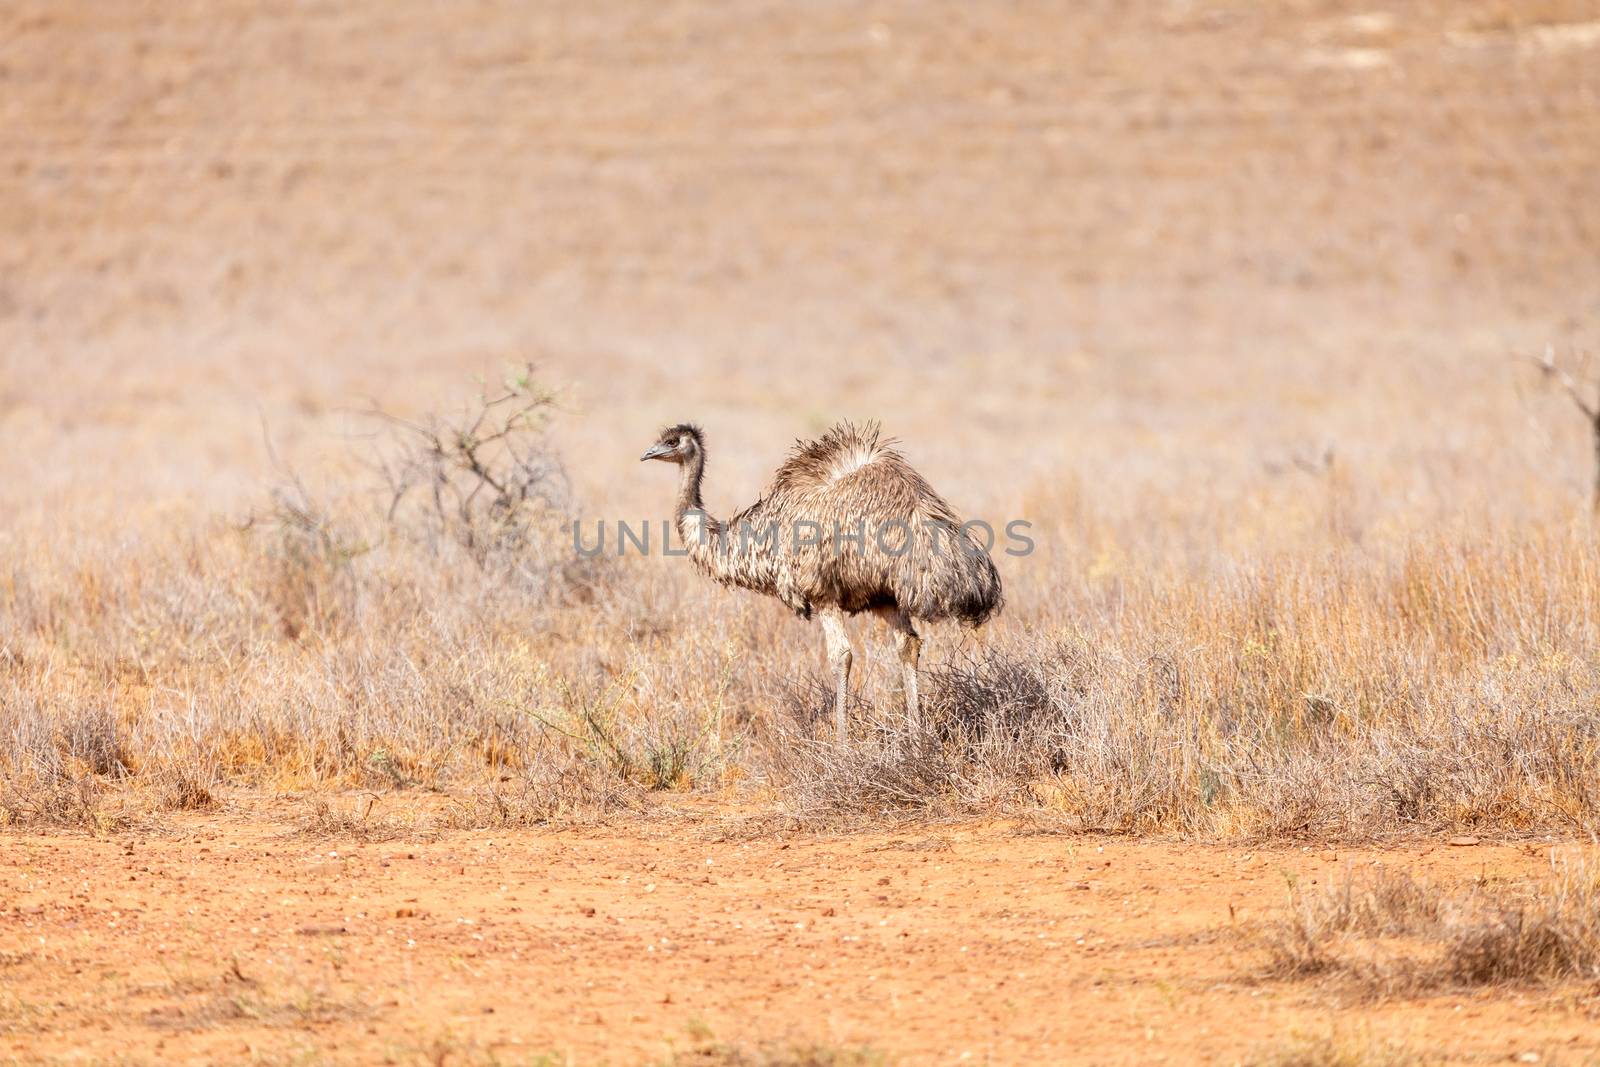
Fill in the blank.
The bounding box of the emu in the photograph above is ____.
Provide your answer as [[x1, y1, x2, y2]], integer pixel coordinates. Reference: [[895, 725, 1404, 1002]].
[[641, 422, 1002, 740]]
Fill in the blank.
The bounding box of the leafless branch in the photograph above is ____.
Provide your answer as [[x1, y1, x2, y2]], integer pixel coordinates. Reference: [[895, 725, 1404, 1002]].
[[1517, 345, 1600, 513], [359, 365, 571, 565], [1520, 344, 1599, 422]]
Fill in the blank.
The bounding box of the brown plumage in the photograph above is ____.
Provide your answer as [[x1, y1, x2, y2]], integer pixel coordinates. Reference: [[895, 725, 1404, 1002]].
[[641, 421, 1003, 739]]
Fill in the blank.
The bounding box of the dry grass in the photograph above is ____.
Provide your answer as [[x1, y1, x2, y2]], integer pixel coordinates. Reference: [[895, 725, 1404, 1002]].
[[7, 368, 1600, 838], [375, 1034, 883, 1067], [764, 520, 1600, 835], [2, 0, 1599, 842], [296, 793, 427, 841], [1261, 852, 1600, 995], [662, 1039, 883, 1067], [1244, 1032, 1434, 1067]]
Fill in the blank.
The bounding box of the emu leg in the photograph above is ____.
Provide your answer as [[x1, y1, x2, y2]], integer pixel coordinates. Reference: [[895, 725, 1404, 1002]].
[[889, 610, 922, 730], [820, 608, 852, 742]]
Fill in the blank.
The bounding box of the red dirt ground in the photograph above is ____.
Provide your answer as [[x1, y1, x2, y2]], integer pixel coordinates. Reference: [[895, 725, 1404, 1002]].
[[3, 804, 1595, 1065]]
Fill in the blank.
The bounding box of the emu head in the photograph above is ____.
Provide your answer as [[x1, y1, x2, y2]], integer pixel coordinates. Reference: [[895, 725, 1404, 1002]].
[[640, 423, 703, 464]]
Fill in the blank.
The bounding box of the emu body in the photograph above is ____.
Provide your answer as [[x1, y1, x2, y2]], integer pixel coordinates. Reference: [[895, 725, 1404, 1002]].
[[641, 422, 1002, 740]]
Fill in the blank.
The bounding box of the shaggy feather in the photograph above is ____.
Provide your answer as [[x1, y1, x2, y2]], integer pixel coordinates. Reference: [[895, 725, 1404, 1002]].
[[651, 421, 1003, 626]]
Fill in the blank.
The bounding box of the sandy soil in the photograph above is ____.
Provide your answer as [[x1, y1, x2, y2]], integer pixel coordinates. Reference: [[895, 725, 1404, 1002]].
[[3, 806, 1595, 1065]]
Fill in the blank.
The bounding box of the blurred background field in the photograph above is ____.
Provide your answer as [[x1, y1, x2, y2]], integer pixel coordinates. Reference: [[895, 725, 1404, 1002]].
[[3, 0, 1600, 834]]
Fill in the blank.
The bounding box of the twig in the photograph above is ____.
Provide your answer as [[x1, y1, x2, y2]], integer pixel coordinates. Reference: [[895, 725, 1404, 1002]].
[[1519, 345, 1600, 514]]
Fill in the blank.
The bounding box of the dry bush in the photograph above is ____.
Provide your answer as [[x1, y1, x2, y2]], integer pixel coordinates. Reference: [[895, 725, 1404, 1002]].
[[246, 368, 607, 640], [0, 700, 138, 830], [1263, 868, 1452, 983], [366, 366, 605, 599], [762, 676, 1039, 825], [1261, 853, 1600, 994], [524, 658, 737, 792]]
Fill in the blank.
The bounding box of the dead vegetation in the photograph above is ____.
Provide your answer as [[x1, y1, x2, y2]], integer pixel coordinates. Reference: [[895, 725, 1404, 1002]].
[[380, 1032, 882, 1067], [1244, 1032, 1434, 1067], [663, 1042, 883, 1067], [3, 0, 1600, 848], [296, 793, 422, 841], [1260, 853, 1600, 995], [142, 985, 365, 1033], [767, 539, 1600, 837], [7, 369, 1600, 837], [658, 1023, 883, 1067]]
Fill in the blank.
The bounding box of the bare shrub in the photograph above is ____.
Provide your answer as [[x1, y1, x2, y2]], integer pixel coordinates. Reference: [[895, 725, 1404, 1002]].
[[766, 729, 966, 824], [925, 644, 1057, 743], [243, 368, 605, 635], [250, 471, 366, 640], [0, 371, 635, 827], [155, 765, 219, 811], [0, 699, 130, 830], [368, 366, 605, 600]]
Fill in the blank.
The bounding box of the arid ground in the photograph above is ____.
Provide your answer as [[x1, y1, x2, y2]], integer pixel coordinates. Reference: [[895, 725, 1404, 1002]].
[[6, 804, 1598, 1066], [6, 0, 1600, 1063]]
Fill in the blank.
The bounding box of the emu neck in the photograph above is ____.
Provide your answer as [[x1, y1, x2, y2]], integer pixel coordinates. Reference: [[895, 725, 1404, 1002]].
[[676, 451, 715, 536]]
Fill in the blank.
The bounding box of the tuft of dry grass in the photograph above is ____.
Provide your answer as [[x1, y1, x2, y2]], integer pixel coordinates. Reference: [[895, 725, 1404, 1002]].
[[1443, 859, 1600, 986], [0, 767, 116, 832], [1244, 1032, 1433, 1067], [662, 1043, 883, 1067], [297, 794, 424, 841], [437, 765, 650, 829], [1261, 853, 1600, 994]]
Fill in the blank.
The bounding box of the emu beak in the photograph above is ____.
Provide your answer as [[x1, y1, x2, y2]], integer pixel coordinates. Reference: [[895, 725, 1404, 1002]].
[[640, 443, 673, 462]]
